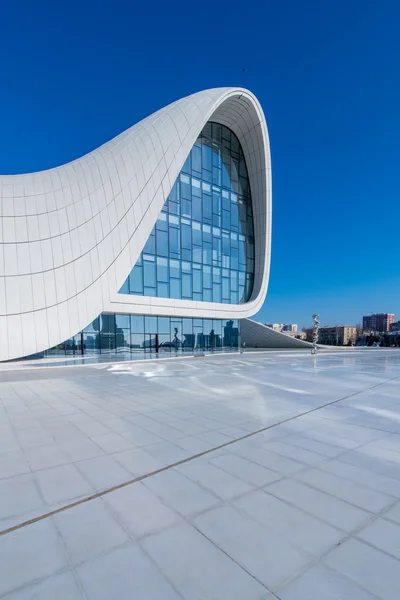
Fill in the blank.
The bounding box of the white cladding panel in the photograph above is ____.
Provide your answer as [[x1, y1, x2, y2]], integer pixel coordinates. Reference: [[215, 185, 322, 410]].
[[0, 88, 271, 360]]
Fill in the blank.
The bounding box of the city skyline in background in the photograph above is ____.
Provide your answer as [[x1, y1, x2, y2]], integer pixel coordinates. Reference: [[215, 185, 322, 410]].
[[0, 0, 399, 329]]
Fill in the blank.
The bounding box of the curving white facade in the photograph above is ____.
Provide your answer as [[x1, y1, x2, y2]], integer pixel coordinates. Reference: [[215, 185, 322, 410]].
[[0, 87, 271, 361]]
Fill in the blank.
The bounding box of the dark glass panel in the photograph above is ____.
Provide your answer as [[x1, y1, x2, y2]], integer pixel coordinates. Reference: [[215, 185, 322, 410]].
[[116, 329, 130, 353], [158, 317, 170, 334], [119, 278, 129, 294], [118, 122, 254, 304], [145, 316, 157, 331], [143, 232, 156, 254], [47, 314, 241, 358], [131, 315, 144, 333], [157, 257, 169, 283], [143, 259, 156, 288], [116, 314, 130, 329], [82, 332, 100, 353]]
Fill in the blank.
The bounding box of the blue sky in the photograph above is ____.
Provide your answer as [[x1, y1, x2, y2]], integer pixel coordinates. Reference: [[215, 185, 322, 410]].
[[1, 0, 399, 328]]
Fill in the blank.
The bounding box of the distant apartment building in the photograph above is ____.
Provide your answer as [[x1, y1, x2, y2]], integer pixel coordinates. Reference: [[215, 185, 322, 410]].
[[265, 323, 298, 332], [306, 325, 357, 346], [283, 330, 307, 340], [390, 321, 400, 332], [362, 314, 395, 333]]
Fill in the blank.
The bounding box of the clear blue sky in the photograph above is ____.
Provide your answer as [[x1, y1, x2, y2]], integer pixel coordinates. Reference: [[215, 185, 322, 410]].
[[1, 0, 399, 328]]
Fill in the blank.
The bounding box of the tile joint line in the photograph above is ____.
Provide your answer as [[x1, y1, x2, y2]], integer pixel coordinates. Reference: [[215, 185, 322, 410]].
[[1, 373, 399, 538]]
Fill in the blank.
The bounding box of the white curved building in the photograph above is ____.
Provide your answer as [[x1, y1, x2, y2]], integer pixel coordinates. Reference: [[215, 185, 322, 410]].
[[0, 87, 273, 361]]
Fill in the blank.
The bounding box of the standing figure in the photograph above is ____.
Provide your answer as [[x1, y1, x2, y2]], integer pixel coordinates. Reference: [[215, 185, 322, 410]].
[[311, 314, 320, 355]]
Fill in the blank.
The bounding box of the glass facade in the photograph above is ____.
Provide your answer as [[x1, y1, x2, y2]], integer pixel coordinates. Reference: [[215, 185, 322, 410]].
[[119, 122, 255, 304], [43, 314, 240, 358], [27, 122, 251, 362]]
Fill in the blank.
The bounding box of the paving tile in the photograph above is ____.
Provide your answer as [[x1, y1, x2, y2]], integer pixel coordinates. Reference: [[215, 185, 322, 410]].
[[322, 458, 400, 497], [104, 481, 181, 538], [25, 444, 72, 471], [16, 429, 55, 450], [2, 570, 84, 599], [143, 468, 219, 516], [120, 424, 164, 446], [173, 435, 213, 454], [141, 420, 186, 441], [105, 416, 132, 433], [146, 410, 183, 424], [59, 438, 105, 461], [169, 419, 213, 435], [197, 430, 235, 446], [338, 449, 400, 481], [282, 433, 347, 457], [142, 522, 268, 600], [112, 447, 164, 476], [76, 543, 181, 600], [0, 474, 45, 521], [233, 489, 345, 556], [217, 425, 250, 438], [232, 444, 306, 475], [295, 467, 393, 512], [53, 498, 130, 564], [35, 464, 94, 505], [177, 459, 253, 499], [267, 478, 370, 532], [277, 563, 379, 599], [383, 500, 400, 524], [324, 537, 400, 600], [0, 519, 68, 596], [263, 440, 326, 466], [75, 455, 131, 491], [73, 419, 110, 437], [357, 443, 400, 466], [357, 517, 400, 560], [302, 429, 364, 449], [193, 504, 311, 590], [89, 432, 134, 453], [210, 453, 282, 486], [369, 435, 400, 455], [0, 451, 30, 479], [0, 435, 21, 454], [144, 440, 190, 465]]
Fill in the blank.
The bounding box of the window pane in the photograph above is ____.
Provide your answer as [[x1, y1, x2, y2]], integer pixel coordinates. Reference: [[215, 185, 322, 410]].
[[119, 277, 129, 294], [157, 257, 168, 282], [131, 315, 144, 333], [130, 266, 143, 294], [193, 269, 202, 293], [145, 316, 157, 331], [170, 278, 181, 298], [182, 273, 192, 298], [156, 229, 168, 256], [169, 227, 180, 255], [170, 259, 180, 279], [116, 329, 130, 352], [119, 122, 254, 307], [116, 314, 130, 329], [158, 281, 169, 297], [143, 232, 156, 254], [143, 260, 156, 287], [158, 317, 170, 334]]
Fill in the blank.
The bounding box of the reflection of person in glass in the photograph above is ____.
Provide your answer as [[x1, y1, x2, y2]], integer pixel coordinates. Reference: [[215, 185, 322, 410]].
[[209, 329, 215, 351], [172, 327, 182, 349]]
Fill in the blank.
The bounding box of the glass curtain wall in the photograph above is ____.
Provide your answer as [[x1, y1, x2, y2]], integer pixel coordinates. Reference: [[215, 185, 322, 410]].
[[45, 314, 240, 358], [119, 122, 255, 304]]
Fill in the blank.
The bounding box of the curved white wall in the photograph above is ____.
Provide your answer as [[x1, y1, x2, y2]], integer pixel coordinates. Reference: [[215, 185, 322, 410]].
[[0, 87, 272, 361]]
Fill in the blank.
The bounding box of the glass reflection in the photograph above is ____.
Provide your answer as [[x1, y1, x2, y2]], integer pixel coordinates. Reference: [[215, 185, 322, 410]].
[[43, 313, 240, 358], [119, 122, 254, 304]]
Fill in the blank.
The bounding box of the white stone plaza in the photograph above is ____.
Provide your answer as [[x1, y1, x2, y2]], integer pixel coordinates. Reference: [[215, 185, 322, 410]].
[[0, 348, 400, 598]]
